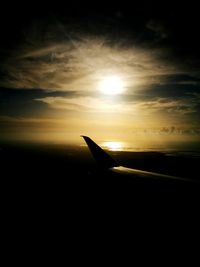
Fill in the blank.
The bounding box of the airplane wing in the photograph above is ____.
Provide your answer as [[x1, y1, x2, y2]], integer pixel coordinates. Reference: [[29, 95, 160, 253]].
[[81, 135, 199, 186], [81, 135, 119, 169]]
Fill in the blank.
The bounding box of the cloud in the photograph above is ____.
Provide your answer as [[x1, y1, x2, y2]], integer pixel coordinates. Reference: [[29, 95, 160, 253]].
[[146, 20, 168, 40], [0, 16, 199, 141], [35, 93, 199, 119], [135, 97, 197, 115], [35, 96, 123, 113], [0, 88, 76, 117], [132, 126, 200, 136], [0, 19, 184, 92]]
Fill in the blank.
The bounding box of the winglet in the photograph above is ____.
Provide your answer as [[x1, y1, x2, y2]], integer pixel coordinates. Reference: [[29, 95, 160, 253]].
[[81, 136, 119, 169]]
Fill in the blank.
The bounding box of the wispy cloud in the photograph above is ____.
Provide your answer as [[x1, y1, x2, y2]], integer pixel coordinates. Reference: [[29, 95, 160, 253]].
[[132, 126, 200, 136], [135, 97, 197, 115], [0, 20, 183, 92], [35, 96, 123, 112], [1, 18, 199, 143], [35, 94, 199, 117]]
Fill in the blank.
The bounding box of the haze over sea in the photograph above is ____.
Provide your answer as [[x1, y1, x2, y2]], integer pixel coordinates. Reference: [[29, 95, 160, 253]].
[[101, 140, 200, 154]]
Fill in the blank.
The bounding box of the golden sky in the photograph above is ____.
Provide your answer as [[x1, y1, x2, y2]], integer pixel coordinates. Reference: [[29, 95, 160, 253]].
[[0, 7, 200, 148]]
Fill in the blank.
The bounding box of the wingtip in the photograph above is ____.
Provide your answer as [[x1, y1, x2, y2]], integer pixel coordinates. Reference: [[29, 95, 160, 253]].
[[80, 135, 119, 168], [80, 135, 89, 139]]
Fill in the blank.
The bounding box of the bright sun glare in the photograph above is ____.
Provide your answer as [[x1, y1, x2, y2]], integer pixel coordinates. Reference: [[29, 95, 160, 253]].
[[99, 75, 124, 95], [102, 141, 123, 151]]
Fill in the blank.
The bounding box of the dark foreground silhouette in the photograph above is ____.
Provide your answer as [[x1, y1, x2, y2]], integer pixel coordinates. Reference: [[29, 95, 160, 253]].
[[1, 141, 199, 201], [1, 141, 200, 251]]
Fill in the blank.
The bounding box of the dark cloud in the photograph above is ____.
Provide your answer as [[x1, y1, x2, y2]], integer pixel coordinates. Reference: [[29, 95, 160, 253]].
[[146, 19, 169, 41], [1, 1, 199, 89], [147, 83, 200, 99], [122, 81, 200, 104], [0, 88, 76, 117], [160, 74, 200, 85], [133, 126, 200, 136]]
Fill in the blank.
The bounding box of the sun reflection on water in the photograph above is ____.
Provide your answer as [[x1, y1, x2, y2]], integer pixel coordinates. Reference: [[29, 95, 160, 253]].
[[102, 141, 124, 151]]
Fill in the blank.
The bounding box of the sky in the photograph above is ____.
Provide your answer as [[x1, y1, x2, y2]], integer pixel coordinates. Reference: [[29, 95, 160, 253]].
[[0, 1, 200, 147]]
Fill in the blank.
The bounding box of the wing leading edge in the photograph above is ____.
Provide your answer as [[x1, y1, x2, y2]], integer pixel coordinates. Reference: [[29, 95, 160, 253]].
[[81, 135, 119, 169], [81, 135, 199, 184]]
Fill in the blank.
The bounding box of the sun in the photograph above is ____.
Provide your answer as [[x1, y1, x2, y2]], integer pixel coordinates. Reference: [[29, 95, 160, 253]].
[[99, 75, 124, 95]]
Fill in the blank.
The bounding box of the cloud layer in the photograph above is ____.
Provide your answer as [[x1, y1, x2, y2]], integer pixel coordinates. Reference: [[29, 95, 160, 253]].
[[0, 9, 200, 143]]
